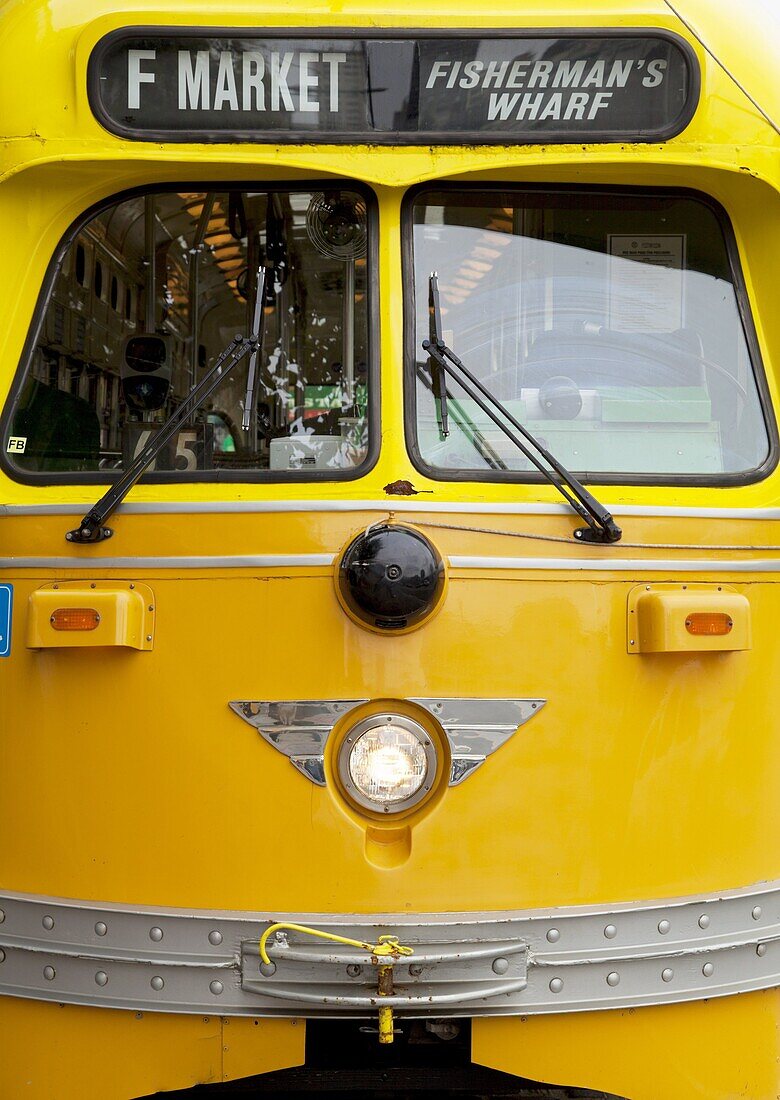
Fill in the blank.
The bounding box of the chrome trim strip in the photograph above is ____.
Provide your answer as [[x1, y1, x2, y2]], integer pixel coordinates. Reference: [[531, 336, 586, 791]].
[[449, 556, 780, 573], [229, 698, 545, 787], [0, 881, 778, 1017], [0, 554, 335, 570], [4, 555, 780, 573], [3, 500, 780, 520]]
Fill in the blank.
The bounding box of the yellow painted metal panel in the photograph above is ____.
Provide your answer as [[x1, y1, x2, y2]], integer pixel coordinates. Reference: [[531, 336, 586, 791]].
[[473, 989, 780, 1100], [0, 998, 303, 1100]]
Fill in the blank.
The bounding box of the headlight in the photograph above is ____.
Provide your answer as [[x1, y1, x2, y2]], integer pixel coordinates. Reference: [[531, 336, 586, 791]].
[[338, 715, 437, 813]]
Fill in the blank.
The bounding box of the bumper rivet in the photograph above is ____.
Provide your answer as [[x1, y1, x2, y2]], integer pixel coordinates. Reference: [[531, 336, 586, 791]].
[[492, 957, 510, 975], [757, 943, 767, 957], [546, 928, 560, 943], [208, 931, 223, 946], [95, 971, 108, 987], [549, 977, 563, 994], [42, 915, 54, 931], [95, 922, 107, 937], [698, 914, 710, 930], [657, 920, 670, 935], [210, 980, 224, 995], [149, 927, 163, 942], [606, 971, 620, 987], [151, 976, 164, 991], [604, 924, 617, 939], [702, 962, 714, 977], [662, 968, 674, 982], [752, 906, 762, 921], [43, 965, 55, 981]]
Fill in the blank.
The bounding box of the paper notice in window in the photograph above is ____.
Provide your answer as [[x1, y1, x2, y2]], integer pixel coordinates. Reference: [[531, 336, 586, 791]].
[[608, 234, 686, 333]]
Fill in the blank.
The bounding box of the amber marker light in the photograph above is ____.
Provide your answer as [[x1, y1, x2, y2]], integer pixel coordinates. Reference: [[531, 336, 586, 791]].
[[50, 608, 100, 631], [685, 612, 733, 636]]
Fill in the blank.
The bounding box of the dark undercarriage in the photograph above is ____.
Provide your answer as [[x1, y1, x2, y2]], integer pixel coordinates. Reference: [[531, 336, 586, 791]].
[[146, 1020, 624, 1099]]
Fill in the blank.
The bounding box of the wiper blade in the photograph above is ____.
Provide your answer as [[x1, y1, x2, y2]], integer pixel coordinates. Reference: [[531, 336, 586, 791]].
[[421, 273, 622, 544], [241, 265, 267, 431], [428, 275, 449, 439], [66, 281, 264, 544]]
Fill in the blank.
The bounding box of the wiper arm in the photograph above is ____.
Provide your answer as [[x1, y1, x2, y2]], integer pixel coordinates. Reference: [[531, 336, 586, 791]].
[[421, 273, 622, 544], [67, 297, 264, 544]]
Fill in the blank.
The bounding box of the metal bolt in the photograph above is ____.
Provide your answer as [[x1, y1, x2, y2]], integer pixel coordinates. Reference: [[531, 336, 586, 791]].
[[43, 966, 55, 981], [546, 928, 560, 943], [149, 927, 163, 942], [549, 977, 564, 994], [606, 972, 620, 987], [702, 962, 714, 977], [662, 968, 674, 982], [260, 962, 277, 977], [90, 583, 96, 589], [604, 925, 617, 939], [757, 943, 767, 957], [146, 635, 152, 642], [208, 931, 223, 946], [209, 980, 224, 996], [95, 922, 108, 937], [752, 906, 762, 921], [408, 964, 423, 977], [346, 964, 363, 978], [492, 957, 510, 976], [148, 605, 154, 612], [698, 914, 710, 930], [42, 915, 54, 931], [657, 919, 671, 935], [95, 971, 108, 986], [151, 976, 164, 991], [129, 584, 135, 589]]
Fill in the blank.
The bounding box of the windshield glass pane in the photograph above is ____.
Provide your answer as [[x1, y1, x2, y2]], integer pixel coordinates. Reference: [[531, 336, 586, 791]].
[[7, 186, 373, 477], [410, 189, 771, 480]]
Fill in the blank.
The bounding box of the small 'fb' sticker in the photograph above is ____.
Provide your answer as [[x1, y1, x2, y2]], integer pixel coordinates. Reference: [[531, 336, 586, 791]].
[[6, 436, 26, 454], [0, 585, 12, 657]]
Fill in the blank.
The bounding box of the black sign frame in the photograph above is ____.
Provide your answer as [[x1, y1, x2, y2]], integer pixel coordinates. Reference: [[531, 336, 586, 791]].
[[87, 26, 700, 145]]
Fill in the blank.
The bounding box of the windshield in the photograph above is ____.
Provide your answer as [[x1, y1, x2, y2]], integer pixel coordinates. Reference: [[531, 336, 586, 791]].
[[409, 188, 772, 481], [5, 185, 374, 479]]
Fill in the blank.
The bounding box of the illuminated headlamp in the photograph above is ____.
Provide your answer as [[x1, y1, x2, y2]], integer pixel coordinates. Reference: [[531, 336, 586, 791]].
[[338, 715, 437, 814]]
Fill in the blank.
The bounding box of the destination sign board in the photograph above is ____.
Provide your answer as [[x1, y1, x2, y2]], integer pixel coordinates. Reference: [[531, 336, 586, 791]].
[[88, 30, 698, 144]]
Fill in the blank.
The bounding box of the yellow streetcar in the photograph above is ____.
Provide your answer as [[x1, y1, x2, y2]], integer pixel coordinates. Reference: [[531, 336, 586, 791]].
[[1, 1, 779, 1097]]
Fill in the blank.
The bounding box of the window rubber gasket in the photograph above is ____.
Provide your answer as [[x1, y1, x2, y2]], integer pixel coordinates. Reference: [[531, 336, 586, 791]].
[[401, 181, 778, 490], [0, 178, 381, 487]]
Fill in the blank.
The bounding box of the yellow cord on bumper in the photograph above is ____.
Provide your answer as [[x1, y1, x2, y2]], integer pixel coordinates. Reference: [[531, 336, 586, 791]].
[[259, 922, 413, 1044]]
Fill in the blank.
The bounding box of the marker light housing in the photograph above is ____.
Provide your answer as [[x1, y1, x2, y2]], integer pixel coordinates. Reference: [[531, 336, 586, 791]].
[[337, 714, 437, 814], [337, 523, 445, 631]]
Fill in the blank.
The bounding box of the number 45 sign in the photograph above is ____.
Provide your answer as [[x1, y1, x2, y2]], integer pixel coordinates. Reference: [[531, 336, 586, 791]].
[[122, 422, 214, 473]]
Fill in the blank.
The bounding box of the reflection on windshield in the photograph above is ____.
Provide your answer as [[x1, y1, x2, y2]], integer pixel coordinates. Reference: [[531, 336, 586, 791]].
[[412, 190, 770, 478], [9, 188, 372, 477]]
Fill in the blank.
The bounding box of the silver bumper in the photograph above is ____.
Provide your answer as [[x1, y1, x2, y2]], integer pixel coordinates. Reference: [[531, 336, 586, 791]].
[[0, 880, 778, 1017]]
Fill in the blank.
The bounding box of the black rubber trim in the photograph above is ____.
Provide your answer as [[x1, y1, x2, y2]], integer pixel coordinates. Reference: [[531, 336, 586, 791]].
[[0, 178, 381, 488], [401, 182, 778, 489]]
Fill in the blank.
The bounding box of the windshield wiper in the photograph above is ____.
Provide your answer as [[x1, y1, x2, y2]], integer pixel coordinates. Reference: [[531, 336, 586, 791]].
[[422, 273, 622, 544], [66, 267, 266, 545]]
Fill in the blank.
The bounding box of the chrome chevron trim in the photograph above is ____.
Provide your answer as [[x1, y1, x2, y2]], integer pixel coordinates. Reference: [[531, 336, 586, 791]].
[[1, 881, 779, 1016], [228, 698, 545, 787]]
